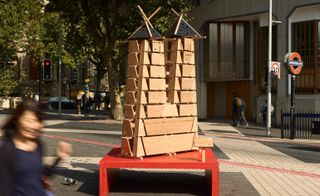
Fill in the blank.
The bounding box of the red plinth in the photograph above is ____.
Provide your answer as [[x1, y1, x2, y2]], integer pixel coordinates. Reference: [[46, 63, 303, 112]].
[[99, 148, 219, 196]]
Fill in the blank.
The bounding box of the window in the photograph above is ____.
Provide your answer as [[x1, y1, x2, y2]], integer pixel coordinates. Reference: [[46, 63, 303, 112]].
[[208, 22, 250, 80], [291, 21, 318, 92]]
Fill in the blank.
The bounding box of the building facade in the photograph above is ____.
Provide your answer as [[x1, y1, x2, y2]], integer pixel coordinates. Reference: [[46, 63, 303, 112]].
[[190, 0, 320, 124]]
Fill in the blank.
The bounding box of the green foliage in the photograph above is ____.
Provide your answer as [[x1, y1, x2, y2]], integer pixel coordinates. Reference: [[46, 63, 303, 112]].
[[0, 68, 18, 96]]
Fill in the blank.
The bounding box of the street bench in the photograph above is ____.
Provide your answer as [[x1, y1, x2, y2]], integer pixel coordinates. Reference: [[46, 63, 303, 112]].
[[99, 147, 219, 196]]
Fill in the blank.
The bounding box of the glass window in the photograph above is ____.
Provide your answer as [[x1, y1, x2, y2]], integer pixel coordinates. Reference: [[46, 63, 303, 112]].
[[208, 22, 250, 80]]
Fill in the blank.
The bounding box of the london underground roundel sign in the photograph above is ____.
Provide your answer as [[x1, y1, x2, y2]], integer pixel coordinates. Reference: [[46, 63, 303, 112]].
[[285, 52, 303, 75]]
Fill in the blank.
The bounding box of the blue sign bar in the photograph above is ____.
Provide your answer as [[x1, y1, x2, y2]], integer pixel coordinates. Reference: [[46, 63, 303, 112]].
[[289, 60, 303, 67]]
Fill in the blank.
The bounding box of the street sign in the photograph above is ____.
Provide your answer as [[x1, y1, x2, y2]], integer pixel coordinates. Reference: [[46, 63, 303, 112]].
[[284, 52, 303, 75], [271, 61, 281, 79]]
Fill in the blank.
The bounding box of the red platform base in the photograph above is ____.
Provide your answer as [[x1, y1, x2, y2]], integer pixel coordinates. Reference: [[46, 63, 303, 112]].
[[99, 148, 219, 196]]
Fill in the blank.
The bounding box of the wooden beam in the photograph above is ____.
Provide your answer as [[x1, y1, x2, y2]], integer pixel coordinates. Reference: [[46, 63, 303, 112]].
[[179, 104, 197, 116], [142, 133, 196, 156], [151, 40, 164, 52], [179, 91, 197, 103], [124, 105, 136, 119], [143, 117, 196, 136], [182, 51, 195, 64], [149, 66, 165, 78], [122, 120, 134, 137], [124, 91, 136, 105], [181, 64, 195, 77], [194, 136, 214, 147], [128, 40, 139, 53], [183, 38, 194, 51], [180, 78, 195, 90], [125, 78, 137, 91], [148, 78, 166, 90], [150, 53, 165, 65], [128, 53, 139, 65], [146, 104, 178, 118], [147, 91, 167, 104], [127, 66, 138, 78]]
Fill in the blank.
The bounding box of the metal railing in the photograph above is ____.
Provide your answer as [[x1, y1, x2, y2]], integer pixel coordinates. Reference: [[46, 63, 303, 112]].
[[281, 110, 320, 140]]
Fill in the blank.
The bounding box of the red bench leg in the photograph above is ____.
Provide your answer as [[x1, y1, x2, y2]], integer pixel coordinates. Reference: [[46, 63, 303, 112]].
[[99, 165, 108, 196], [206, 166, 219, 196]]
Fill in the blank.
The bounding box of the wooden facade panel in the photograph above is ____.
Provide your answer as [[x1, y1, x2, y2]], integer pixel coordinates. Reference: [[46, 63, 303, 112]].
[[171, 39, 184, 50], [168, 77, 180, 90], [150, 53, 165, 65], [122, 119, 134, 137], [128, 40, 139, 53], [193, 136, 213, 147], [120, 137, 133, 157], [167, 90, 179, 103], [147, 91, 167, 104], [128, 53, 139, 65], [180, 78, 196, 90], [181, 65, 195, 77], [179, 104, 197, 116], [146, 104, 178, 118], [183, 38, 194, 51], [139, 65, 149, 78], [143, 117, 196, 136], [148, 78, 166, 90], [124, 91, 136, 105], [140, 52, 150, 65], [182, 51, 195, 64], [149, 66, 166, 78], [179, 91, 197, 103], [140, 40, 151, 52], [127, 66, 138, 78], [124, 105, 135, 119], [125, 78, 137, 91], [142, 133, 196, 156], [151, 40, 164, 52]]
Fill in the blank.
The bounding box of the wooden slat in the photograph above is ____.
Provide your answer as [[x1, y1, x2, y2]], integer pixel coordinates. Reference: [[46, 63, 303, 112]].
[[124, 91, 136, 105], [120, 137, 133, 157], [149, 66, 165, 78], [141, 78, 148, 91], [139, 105, 146, 118], [124, 105, 135, 119], [140, 91, 147, 104], [169, 64, 181, 77], [167, 90, 179, 103], [150, 53, 165, 65], [139, 65, 149, 78], [143, 117, 196, 136], [171, 39, 184, 50], [151, 40, 164, 52], [168, 77, 180, 90], [127, 66, 138, 78], [134, 119, 146, 137], [147, 91, 167, 104], [146, 104, 178, 118], [128, 53, 139, 65], [142, 133, 196, 156], [128, 40, 139, 53], [133, 137, 146, 157], [122, 120, 134, 137], [179, 104, 197, 116], [180, 78, 195, 90], [169, 51, 182, 64], [181, 64, 195, 77], [140, 40, 151, 52], [148, 78, 166, 90], [179, 91, 197, 103], [183, 38, 194, 51], [182, 51, 195, 64], [140, 52, 150, 65], [194, 136, 214, 147], [125, 78, 137, 91]]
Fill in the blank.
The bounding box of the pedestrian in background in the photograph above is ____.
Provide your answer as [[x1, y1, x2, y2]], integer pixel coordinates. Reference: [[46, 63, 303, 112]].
[[0, 98, 72, 196], [239, 97, 249, 127], [232, 92, 241, 126]]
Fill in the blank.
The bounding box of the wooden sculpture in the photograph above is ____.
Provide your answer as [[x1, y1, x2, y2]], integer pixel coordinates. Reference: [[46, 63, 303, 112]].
[[121, 7, 213, 158]]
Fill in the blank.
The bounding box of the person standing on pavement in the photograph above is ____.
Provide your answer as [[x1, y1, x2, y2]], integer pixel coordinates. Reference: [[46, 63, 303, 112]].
[[0, 98, 72, 196], [239, 97, 249, 127], [232, 92, 241, 126], [94, 91, 101, 113]]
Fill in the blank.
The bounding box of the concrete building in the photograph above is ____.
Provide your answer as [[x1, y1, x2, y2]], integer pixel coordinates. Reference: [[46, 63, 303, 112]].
[[190, 0, 320, 124]]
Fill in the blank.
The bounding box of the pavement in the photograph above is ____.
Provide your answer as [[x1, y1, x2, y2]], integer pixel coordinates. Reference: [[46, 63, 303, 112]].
[[1, 111, 320, 195]]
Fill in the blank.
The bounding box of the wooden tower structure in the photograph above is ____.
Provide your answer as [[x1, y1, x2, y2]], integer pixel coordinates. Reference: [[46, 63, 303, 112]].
[[121, 7, 213, 158]]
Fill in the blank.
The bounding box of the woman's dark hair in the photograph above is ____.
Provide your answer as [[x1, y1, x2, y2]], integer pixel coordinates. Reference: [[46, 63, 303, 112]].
[[1, 98, 43, 140]]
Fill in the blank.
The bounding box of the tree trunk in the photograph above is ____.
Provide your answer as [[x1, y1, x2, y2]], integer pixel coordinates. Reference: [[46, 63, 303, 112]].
[[106, 57, 123, 120]]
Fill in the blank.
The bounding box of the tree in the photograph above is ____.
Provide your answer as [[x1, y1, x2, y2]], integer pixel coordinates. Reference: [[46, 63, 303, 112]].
[[0, 68, 18, 96], [46, 0, 194, 119]]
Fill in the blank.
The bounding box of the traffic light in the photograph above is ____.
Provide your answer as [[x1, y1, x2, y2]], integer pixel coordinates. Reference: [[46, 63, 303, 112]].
[[43, 59, 52, 81]]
